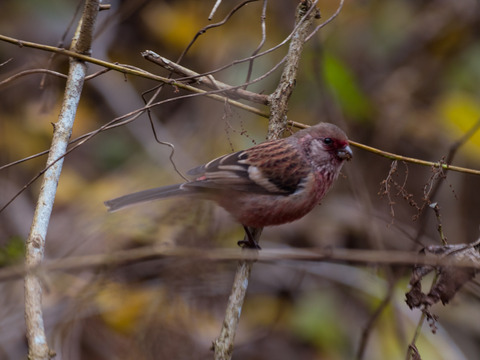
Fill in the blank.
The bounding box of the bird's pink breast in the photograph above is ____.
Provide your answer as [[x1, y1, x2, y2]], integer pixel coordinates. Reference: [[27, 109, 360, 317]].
[[216, 173, 331, 228]]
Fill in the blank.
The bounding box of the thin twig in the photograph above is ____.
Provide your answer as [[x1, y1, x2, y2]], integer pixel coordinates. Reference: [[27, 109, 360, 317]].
[[305, 0, 345, 42], [348, 140, 480, 176], [0, 58, 13, 67], [243, 0, 268, 89], [0, 69, 68, 86], [405, 272, 439, 360], [209, 0, 224, 20], [0, 67, 109, 87], [142, 52, 269, 104], [411, 117, 480, 244], [39, 0, 83, 90], [430, 203, 448, 245], [178, 0, 259, 64], [356, 283, 396, 360], [448, 118, 480, 158], [141, 83, 190, 181]]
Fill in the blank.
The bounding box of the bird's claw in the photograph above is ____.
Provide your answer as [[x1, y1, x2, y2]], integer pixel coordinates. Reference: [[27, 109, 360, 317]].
[[237, 239, 262, 249], [239, 226, 262, 249]]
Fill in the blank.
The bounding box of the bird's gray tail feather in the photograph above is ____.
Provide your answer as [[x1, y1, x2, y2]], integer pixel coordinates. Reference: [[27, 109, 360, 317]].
[[104, 184, 187, 212]]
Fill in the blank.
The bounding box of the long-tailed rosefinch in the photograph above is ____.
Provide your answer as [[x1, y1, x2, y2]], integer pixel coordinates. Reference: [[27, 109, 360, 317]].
[[105, 122, 352, 247]]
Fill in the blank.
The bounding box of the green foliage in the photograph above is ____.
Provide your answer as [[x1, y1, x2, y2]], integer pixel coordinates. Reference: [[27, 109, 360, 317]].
[[0, 236, 25, 266], [290, 291, 348, 353], [322, 52, 372, 121]]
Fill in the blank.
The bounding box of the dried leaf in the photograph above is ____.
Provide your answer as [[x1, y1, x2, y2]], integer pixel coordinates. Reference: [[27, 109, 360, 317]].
[[406, 239, 480, 309]]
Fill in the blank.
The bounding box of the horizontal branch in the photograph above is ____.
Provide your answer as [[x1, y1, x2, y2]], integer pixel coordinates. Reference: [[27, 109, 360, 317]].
[[0, 33, 268, 118], [288, 121, 480, 177], [348, 140, 480, 176], [1, 244, 480, 283]]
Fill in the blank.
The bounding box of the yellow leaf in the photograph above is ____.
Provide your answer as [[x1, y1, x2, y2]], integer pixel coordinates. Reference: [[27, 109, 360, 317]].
[[439, 92, 480, 158], [96, 282, 158, 333], [142, 3, 204, 52]]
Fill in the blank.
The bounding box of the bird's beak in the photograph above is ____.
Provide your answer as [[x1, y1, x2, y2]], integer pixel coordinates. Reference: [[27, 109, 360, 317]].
[[337, 145, 353, 161]]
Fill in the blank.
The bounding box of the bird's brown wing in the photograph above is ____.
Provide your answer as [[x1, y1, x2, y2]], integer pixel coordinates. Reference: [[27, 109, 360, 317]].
[[186, 139, 310, 195]]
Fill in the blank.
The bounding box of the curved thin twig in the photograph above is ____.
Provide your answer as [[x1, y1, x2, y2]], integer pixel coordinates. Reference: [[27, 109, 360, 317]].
[[243, 0, 268, 88], [178, 0, 260, 64], [0, 69, 67, 86], [305, 0, 345, 42]]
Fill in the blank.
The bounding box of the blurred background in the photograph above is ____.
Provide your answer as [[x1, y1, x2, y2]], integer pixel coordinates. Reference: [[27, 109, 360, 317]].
[[1, 0, 480, 359]]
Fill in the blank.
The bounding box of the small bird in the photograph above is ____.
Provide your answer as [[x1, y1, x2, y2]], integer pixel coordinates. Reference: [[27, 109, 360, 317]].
[[105, 122, 352, 248]]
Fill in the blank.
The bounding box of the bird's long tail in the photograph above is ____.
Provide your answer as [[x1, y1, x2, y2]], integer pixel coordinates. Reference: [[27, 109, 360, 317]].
[[104, 184, 188, 212]]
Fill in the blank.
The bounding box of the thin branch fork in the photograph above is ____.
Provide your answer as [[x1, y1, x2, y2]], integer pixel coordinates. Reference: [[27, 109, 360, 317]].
[[142, 51, 269, 105]]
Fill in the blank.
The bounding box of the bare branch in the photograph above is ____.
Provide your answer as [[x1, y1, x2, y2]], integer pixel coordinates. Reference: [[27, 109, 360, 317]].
[[244, 0, 268, 88], [268, 0, 320, 140], [356, 283, 396, 360], [305, 0, 345, 42], [209, 0, 224, 20], [212, 257, 255, 359], [1, 244, 480, 284], [212, 227, 261, 359], [23, 1, 99, 359], [348, 140, 480, 176], [178, 0, 260, 64], [0, 69, 67, 86], [142, 52, 269, 104]]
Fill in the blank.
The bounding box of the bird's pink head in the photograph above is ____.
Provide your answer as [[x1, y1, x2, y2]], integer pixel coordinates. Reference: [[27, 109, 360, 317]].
[[295, 122, 353, 164]]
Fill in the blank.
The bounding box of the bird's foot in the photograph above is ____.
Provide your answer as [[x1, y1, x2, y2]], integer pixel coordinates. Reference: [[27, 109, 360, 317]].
[[237, 239, 261, 249], [238, 226, 262, 249]]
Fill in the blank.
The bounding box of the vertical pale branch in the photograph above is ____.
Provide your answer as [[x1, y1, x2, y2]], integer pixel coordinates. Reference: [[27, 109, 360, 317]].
[[212, 228, 262, 360], [24, 1, 99, 359], [212, 2, 318, 359]]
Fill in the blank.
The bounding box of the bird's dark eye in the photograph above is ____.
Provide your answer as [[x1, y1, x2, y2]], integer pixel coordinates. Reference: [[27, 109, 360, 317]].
[[323, 138, 333, 145]]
